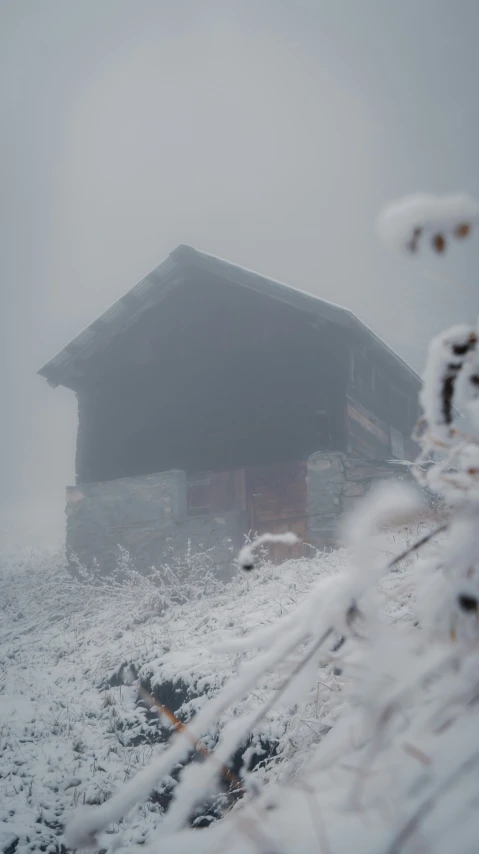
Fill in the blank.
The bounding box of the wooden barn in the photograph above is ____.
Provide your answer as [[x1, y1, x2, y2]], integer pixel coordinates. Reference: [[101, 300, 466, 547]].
[[39, 245, 421, 573]]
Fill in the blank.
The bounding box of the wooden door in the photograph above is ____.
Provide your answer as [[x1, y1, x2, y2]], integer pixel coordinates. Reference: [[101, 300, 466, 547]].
[[246, 461, 307, 563], [187, 469, 245, 516]]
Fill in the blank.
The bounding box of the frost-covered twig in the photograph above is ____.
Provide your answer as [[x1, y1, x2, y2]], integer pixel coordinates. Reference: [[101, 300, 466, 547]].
[[377, 193, 479, 254], [385, 747, 479, 854], [241, 626, 334, 731], [239, 532, 299, 570], [387, 522, 448, 568], [419, 325, 477, 443], [346, 646, 457, 809]]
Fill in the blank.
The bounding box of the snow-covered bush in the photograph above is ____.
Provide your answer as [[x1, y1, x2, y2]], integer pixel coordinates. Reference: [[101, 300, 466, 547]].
[[67, 541, 225, 621], [62, 316, 479, 853]]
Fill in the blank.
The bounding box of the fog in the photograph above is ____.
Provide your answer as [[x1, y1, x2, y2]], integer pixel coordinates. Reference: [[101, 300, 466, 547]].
[[2, 0, 479, 545]]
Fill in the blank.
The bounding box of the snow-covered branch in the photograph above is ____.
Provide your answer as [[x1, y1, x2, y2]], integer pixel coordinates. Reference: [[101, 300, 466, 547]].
[[377, 192, 479, 254]]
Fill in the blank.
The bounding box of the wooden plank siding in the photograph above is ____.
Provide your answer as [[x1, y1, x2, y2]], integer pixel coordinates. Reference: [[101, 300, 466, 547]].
[[348, 350, 418, 424], [187, 469, 246, 516], [346, 395, 419, 461], [347, 399, 391, 460], [246, 461, 307, 562], [187, 461, 308, 563]]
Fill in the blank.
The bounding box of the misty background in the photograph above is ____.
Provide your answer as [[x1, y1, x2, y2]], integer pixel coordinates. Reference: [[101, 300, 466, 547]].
[[1, 0, 479, 546]]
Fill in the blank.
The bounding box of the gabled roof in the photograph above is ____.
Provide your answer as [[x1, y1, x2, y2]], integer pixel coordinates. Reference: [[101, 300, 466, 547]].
[[38, 244, 420, 389]]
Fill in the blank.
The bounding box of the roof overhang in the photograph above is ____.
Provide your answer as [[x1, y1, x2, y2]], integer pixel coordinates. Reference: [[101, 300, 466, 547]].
[[38, 244, 421, 390]]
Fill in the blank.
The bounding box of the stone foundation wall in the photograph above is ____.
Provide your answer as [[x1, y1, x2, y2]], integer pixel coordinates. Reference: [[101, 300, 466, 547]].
[[67, 454, 407, 574], [66, 471, 243, 578], [305, 452, 407, 551]]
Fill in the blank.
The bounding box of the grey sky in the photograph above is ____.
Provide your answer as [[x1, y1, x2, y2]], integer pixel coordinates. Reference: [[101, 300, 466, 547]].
[[2, 0, 479, 545]]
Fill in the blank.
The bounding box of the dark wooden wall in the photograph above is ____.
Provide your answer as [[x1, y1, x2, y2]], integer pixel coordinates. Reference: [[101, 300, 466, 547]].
[[346, 349, 420, 460], [75, 274, 349, 483]]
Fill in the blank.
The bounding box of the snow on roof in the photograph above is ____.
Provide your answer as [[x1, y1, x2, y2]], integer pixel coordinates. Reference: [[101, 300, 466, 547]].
[[38, 245, 420, 389]]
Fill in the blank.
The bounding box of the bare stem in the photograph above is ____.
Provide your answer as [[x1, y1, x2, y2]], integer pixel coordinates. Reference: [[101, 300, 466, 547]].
[[385, 748, 479, 854], [387, 523, 447, 570]]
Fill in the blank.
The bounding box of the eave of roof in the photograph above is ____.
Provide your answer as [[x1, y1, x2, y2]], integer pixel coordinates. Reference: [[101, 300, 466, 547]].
[[38, 244, 421, 389]]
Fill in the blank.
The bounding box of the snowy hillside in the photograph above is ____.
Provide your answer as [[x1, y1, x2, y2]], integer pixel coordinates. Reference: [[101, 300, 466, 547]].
[[0, 545, 347, 852], [4, 517, 477, 854]]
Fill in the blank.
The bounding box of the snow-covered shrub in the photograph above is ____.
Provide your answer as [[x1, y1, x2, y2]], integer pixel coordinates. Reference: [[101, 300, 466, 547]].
[[152, 539, 224, 604], [66, 541, 225, 625]]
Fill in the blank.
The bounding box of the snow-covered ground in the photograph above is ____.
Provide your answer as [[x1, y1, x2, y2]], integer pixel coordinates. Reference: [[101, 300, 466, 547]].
[[1, 526, 478, 854], [0, 545, 346, 852]]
